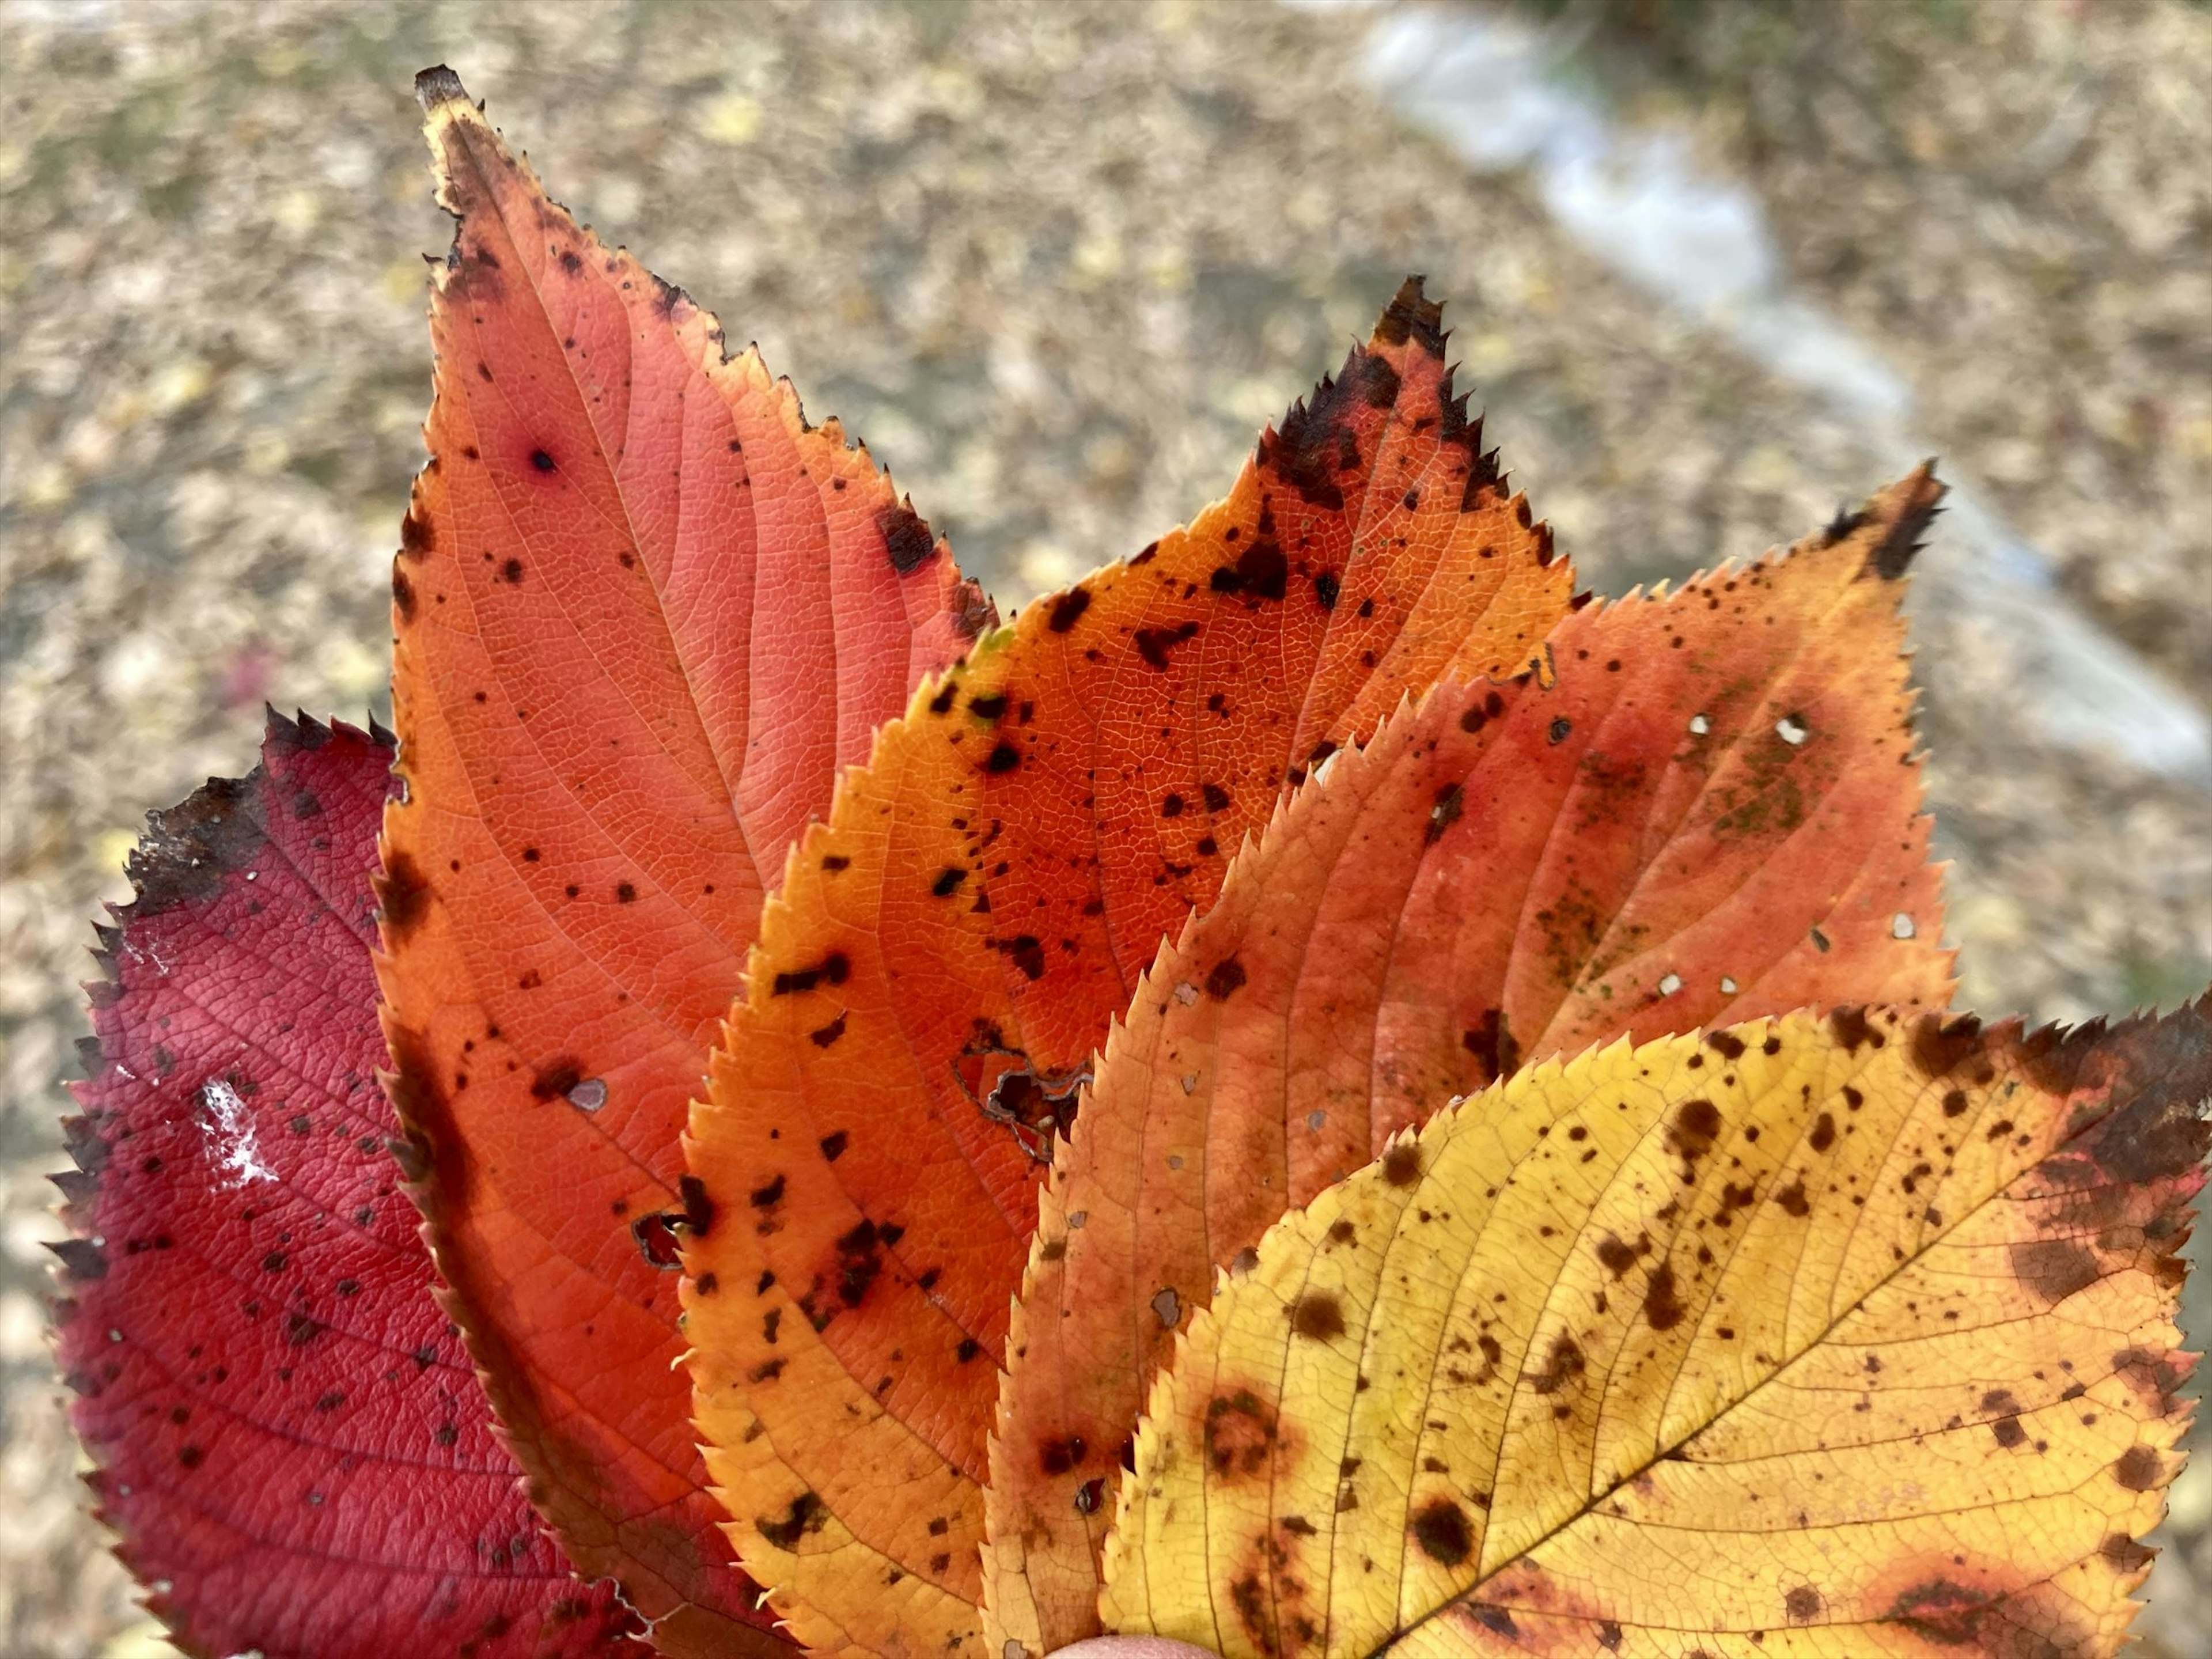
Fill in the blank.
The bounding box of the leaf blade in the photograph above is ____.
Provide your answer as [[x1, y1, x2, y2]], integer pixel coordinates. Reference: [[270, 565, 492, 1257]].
[[377, 70, 989, 1651], [58, 714, 645, 1659], [1103, 1003, 2207, 1658]]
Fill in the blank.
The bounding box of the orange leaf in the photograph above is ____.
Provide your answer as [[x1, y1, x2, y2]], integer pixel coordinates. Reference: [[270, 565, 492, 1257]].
[[683, 279, 1574, 1657], [988, 471, 1957, 1651], [374, 70, 990, 1652]]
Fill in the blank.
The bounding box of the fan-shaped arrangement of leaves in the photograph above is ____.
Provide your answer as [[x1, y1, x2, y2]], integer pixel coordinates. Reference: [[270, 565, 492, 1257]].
[[57, 69, 2205, 1659]]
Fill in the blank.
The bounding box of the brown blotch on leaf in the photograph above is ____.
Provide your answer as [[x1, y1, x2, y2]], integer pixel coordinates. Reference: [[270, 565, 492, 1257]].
[[1409, 1497, 1472, 1566], [1382, 1142, 1422, 1187], [756, 1490, 828, 1550], [528, 1058, 584, 1101], [1204, 1388, 1280, 1480], [2011, 1238, 2101, 1306], [375, 851, 433, 941], [1666, 1098, 1723, 1175], [1206, 956, 1248, 1000], [1785, 1585, 1822, 1623], [2101, 1532, 2156, 1573], [1828, 1006, 1880, 1055], [877, 502, 937, 575], [2114, 1445, 2164, 1491], [1908, 1012, 1984, 1081], [1047, 587, 1093, 632], [1290, 1293, 1346, 1342], [1643, 1262, 1685, 1331], [1596, 1232, 1641, 1277], [1526, 1333, 1585, 1395]]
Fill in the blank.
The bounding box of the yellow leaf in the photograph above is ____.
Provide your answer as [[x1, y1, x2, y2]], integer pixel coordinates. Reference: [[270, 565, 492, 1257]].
[[1103, 1003, 2208, 1658]]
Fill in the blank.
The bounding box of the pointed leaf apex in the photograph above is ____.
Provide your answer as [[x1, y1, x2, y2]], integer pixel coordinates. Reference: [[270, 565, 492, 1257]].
[[1831, 462, 1946, 581], [415, 65, 472, 113]]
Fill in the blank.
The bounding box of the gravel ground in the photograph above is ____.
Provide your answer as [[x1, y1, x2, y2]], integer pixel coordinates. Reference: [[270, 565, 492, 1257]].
[[1, 1, 2206, 1653]]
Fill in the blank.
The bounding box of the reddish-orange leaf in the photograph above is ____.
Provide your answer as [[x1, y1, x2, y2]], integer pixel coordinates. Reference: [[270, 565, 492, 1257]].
[[683, 279, 1574, 1657], [990, 469, 1957, 1653], [375, 70, 990, 1653]]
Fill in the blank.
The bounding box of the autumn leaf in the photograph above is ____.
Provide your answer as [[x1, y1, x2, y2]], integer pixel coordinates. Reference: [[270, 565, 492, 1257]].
[[374, 70, 991, 1652], [1103, 1003, 2208, 1658], [683, 278, 1573, 1657], [55, 713, 643, 1659], [989, 468, 1957, 1653]]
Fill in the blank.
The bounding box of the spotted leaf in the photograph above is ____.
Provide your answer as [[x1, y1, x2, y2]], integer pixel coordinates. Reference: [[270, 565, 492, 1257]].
[[56, 713, 644, 1659], [681, 277, 1573, 1657], [990, 469, 1956, 1652], [1104, 1003, 2209, 1658], [374, 70, 990, 1652]]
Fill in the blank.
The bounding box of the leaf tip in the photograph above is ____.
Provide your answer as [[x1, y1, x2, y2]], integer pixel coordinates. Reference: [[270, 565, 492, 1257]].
[[414, 63, 473, 115]]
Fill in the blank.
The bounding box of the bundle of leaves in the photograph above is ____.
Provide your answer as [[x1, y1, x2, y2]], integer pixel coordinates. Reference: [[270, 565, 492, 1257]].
[[54, 69, 2208, 1659]]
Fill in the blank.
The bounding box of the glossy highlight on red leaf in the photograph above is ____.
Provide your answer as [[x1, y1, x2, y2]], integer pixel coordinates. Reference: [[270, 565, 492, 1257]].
[[375, 69, 990, 1652], [989, 469, 1957, 1650], [683, 278, 1574, 1658], [56, 713, 643, 1659]]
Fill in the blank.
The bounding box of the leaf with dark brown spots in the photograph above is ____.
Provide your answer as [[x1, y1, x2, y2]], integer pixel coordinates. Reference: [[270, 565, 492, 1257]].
[[374, 74, 990, 1652], [58, 714, 643, 1659], [1101, 1004, 2207, 1659]]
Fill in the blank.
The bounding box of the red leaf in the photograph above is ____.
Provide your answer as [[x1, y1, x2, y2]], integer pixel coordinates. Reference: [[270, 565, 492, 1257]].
[[681, 279, 1574, 1656], [989, 470, 1959, 1650], [374, 70, 991, 1649], [56, 713, 643, 1659]]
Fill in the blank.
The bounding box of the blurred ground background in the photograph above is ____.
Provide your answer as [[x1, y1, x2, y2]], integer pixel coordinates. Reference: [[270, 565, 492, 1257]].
[[1, 0, 2207, 1653]]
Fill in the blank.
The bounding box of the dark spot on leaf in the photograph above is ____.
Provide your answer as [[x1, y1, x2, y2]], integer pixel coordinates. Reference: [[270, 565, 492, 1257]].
[[877, 503, 937, 574], [2012, 1238, 2100, 1305], [1206, 956, 1248, 999], [376, 852, 431, 941], [1829, 1007, 1878, 1054], [1382, 1142, 1422, 1187], [1643, 1262, 1685, 1331], [1410, 1497, 1472, 1566], [772, 952, 850, 995], [1526, 1333, 1585, 1395], [529, 1058, 584, 1102], [1210, 541, 1289, 601], [1290, 1294, 1345, 1341], [530, 449, 555, 472], [2115, 1445, 2162, 1490], [1048, 588, 1093, 631], [756, 1491, 828, 1550], [1135, 620, 1200, 670]]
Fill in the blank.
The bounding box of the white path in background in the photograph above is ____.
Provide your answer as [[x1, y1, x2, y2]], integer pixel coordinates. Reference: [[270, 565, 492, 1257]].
[[1304, 0, 2212, 785]]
